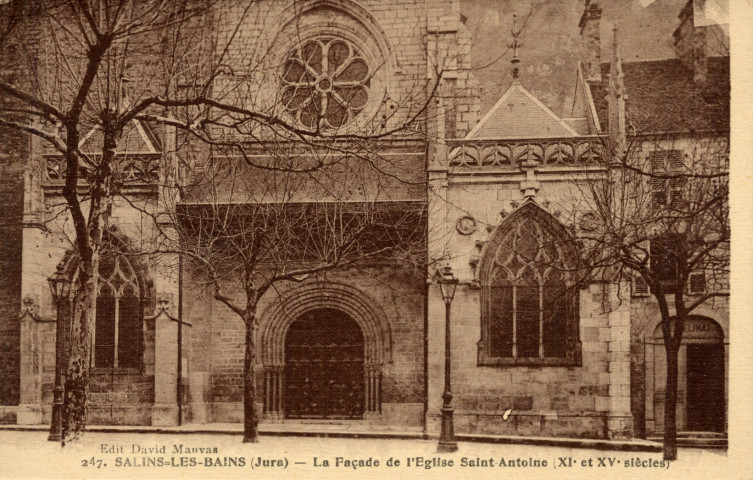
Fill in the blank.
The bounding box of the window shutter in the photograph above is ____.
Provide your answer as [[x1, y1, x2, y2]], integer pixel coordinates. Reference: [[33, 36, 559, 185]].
[[632, 275, 650, 296], [668, 150, 686, 207], [667, 150, 683, 171], [650, 234, 682, 293], [649, 150, 685, 208], [632, 240, 651, 297], [650, 151, 666, 208], [688, 271, 706, 295]]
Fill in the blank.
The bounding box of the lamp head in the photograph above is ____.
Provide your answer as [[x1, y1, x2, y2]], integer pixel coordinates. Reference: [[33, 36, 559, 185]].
[[47, 264, 72, 302], [434, 265, 458, 304]]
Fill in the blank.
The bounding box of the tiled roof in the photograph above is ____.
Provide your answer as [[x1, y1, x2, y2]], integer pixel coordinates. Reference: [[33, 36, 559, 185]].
[[467, 83, 578, 139], [590, 57, 729, 134]]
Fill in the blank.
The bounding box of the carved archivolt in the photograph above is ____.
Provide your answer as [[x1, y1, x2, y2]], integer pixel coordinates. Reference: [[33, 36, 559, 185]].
[[257, 281, 392, 367]]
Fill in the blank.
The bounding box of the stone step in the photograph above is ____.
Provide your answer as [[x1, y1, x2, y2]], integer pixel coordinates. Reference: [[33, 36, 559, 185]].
[[651, 431, 726, 438], [676, 431, 726, 438], [647, 435, 727, 449]]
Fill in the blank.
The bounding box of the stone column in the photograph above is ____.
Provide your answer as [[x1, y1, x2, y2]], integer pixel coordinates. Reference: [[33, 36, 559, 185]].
[[363, 364, 382, 419], [644, 336, 656, 435], [262, 365, 284, 421], [18, 162, 53, 425], [606, 282, 634, 439], [17, 306, 43, 424], [151, 309, 179, 426]]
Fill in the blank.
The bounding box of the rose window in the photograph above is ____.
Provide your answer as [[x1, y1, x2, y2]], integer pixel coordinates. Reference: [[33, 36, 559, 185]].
[[282, 37, 370, 130]]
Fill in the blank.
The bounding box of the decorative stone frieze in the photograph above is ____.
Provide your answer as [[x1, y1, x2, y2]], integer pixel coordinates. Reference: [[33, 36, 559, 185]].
[[448, 137, 605, 168]]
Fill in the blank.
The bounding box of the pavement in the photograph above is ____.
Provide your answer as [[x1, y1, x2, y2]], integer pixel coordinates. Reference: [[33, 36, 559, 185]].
[[0, 421, 662, 452], [0, 429, 734, 480]]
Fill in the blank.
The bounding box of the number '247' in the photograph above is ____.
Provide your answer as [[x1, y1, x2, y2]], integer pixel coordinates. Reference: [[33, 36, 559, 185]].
[[81, 457, 105, 468]]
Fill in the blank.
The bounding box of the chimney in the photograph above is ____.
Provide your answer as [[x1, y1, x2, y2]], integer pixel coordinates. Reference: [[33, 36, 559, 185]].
[[579, 0, 602, 84], [673, 0, 707, 84]]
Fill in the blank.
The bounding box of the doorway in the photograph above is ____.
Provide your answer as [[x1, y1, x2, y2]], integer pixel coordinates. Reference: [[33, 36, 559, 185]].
[[686, 343, 725, 432], [284, 308, 364, 419]]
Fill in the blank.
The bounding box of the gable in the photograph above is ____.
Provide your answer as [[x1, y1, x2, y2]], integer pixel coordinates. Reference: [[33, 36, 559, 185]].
[[79, 120, 160, 155], [467, 84, 578, 139]]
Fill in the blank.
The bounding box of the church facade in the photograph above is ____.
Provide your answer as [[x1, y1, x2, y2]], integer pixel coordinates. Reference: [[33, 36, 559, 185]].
[[0, 0, 728, 444]]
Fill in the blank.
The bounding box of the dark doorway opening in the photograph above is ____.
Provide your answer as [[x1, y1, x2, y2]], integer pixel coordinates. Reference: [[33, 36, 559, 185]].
[[686, 343, 725, 432], [285, 308, 364, 419]]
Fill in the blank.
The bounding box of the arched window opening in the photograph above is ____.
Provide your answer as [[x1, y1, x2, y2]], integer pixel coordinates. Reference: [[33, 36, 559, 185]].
[[479, 206, 581, 366], [93, 252, 142, 369]]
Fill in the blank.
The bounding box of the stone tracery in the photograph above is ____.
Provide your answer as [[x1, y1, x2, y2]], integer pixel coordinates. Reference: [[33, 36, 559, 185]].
[[478, 203, 581, 366], [282, 36, 371, 130]]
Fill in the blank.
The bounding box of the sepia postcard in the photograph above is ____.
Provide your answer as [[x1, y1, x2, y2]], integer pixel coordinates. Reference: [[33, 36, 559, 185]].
[[0, 0, 750, 478]]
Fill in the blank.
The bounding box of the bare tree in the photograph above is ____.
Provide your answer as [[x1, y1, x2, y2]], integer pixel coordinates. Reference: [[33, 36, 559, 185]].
[[0, 0, 438, 444], [144, 145, 427, 442], [0, 0, 217, 444], [562, 128, 729, 459]]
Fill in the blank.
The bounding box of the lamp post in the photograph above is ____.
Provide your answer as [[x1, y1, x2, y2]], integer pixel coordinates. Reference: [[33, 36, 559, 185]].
[[47, 264, 71, 442], [435, 265, 458, 453]]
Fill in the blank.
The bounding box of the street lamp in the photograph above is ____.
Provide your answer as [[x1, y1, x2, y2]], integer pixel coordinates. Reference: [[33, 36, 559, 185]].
[[47, 264, 71, 442], [435, 265, 458, 453]]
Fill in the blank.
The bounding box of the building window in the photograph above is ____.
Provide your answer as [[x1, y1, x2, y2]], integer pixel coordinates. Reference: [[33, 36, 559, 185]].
[[281, 36, 370, 130], [650, 150, 685, 209], [478, 205, 581, 366], [94, 252, 142, 368], [650, 233, 683, 294]]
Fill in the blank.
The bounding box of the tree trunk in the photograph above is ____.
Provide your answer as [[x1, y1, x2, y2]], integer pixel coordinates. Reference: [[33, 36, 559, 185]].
[[663, 340, 679, 460], [61, 259, 97, 445], [243, 316, 258, 443], [60, 129, 114, 445]]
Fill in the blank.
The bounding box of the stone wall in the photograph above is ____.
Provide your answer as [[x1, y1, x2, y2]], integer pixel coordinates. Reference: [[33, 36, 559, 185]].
[[209, 0, 476, 140], [178, 0, 456, 427], [183, 265, 426, 426], [427, 282, 615, 439], [14, 184, 179, 425], [16, 309, 158, 426], [0, 2, 37, 415], [426, 158, 634, 438], [626, 134, 730, 437], [0, 160, 24, 415]]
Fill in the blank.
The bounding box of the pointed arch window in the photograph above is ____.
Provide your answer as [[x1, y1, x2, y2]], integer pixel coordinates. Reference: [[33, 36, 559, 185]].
[[478, 206, 581, 366], [94, 252, 142, 369]]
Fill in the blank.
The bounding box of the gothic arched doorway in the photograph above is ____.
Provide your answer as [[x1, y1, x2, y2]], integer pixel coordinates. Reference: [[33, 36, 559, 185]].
[[284, 308, 365, 419]]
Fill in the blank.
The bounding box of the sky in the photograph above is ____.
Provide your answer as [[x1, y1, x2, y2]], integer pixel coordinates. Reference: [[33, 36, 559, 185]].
[[462, 0, 695, 117]]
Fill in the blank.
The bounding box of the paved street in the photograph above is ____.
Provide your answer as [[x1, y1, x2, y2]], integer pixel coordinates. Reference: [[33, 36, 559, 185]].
[[0, 430, 735, 480]]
